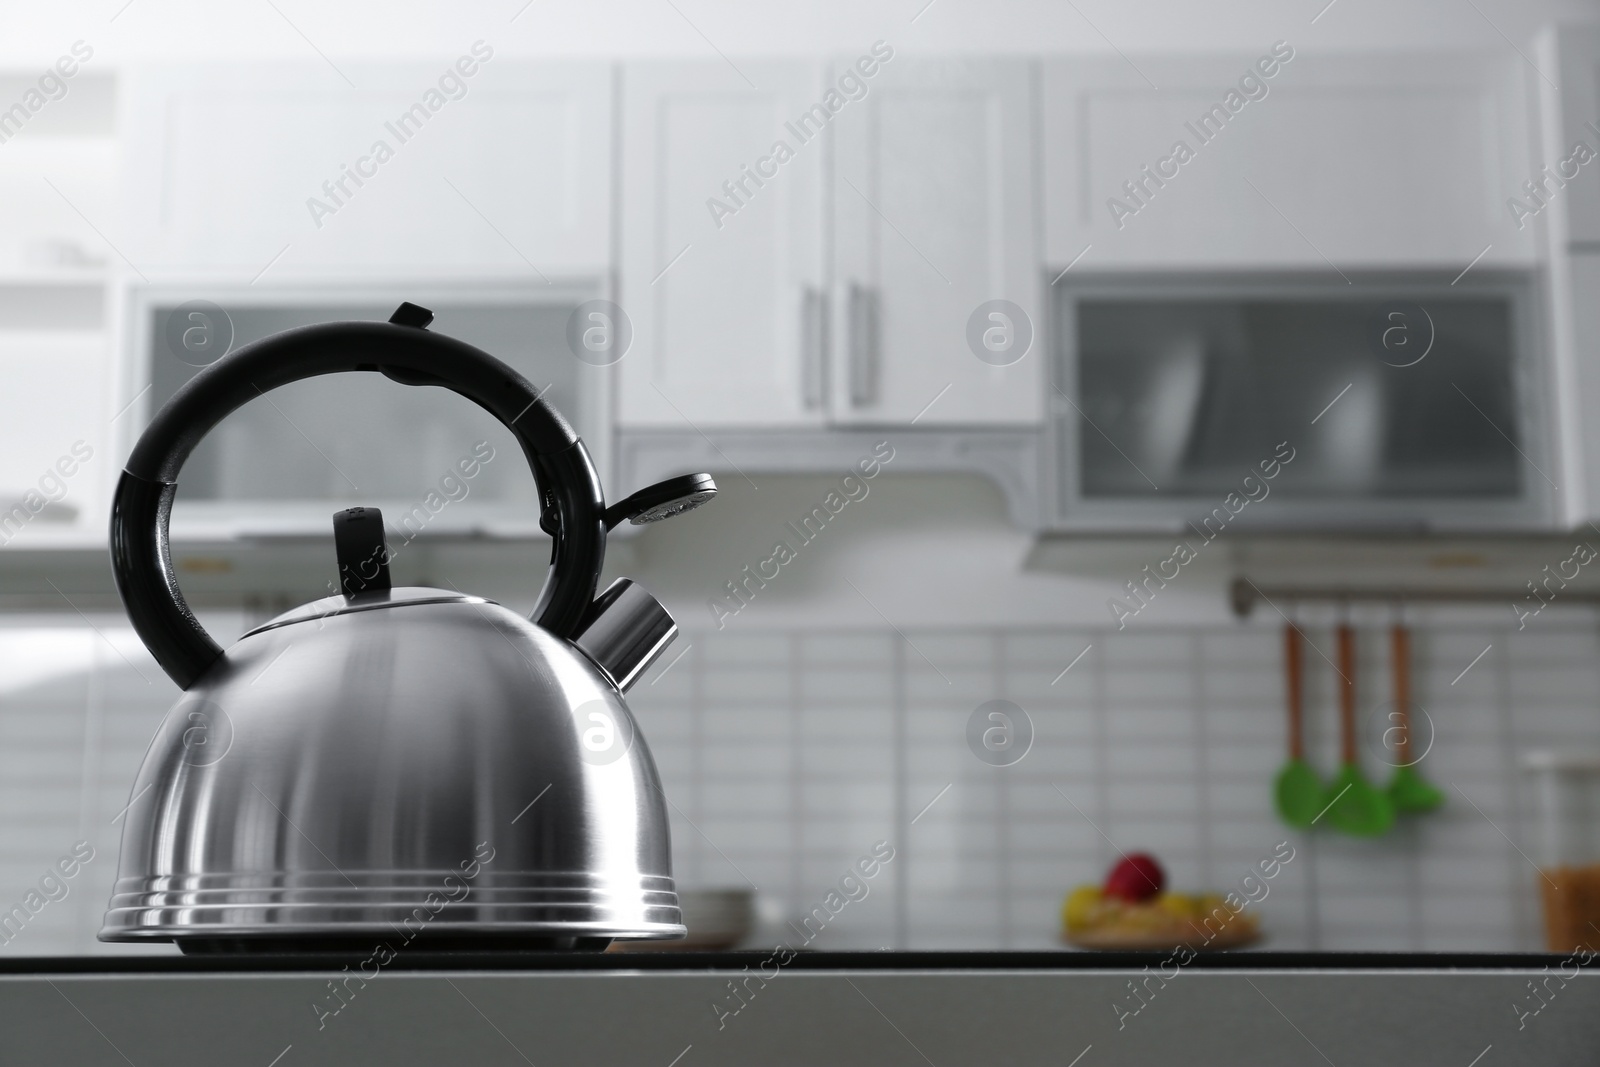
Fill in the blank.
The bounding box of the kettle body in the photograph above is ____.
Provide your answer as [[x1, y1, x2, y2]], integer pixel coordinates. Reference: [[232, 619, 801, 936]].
[[98, 304, 715, 951]]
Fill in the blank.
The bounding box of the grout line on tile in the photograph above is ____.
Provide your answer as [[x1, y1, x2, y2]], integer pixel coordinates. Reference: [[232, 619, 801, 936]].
[[895, 633, 913, 949], [996, 631, 1012, 949], [789, 633, 804, 929], [1193, 631, 1215, 890]]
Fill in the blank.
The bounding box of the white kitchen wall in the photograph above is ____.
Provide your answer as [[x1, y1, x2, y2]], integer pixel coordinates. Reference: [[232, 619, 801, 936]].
[[0, 614, 232, 957], [1, 608, 1594, 955], [643, 621, 1597, 952]]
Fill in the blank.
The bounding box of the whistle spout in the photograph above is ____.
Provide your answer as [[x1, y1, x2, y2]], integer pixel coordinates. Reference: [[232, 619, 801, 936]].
[[571, 579, 677, 692]]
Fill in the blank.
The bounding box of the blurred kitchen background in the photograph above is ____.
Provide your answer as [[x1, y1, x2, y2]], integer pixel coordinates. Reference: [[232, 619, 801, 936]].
[[4, 0, 1600, 955]]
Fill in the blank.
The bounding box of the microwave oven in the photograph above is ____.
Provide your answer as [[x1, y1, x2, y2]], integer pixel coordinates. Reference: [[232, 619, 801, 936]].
[[1046, 271, 1551, 532], [120, 281, 609, 541]]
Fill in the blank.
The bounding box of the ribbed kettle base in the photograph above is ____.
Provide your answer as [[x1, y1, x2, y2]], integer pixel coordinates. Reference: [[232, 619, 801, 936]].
[[98, 870, 684, 944], [175, 934, 624, 955]]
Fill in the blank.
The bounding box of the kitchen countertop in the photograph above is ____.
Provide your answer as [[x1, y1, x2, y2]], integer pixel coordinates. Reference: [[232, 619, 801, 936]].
[[0, 948, 1579, 972], [3, 952, 1595, 1065]]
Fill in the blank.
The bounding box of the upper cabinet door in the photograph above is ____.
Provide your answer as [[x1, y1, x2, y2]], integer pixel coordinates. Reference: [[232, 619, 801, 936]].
[[618, 62, 827, 429], [0, 324, 109, 546], [1042, 52, 1536, 269], [831, 58, 1043, 426], [120, 60, 611, 278], [1544, 27, 1600, 245]]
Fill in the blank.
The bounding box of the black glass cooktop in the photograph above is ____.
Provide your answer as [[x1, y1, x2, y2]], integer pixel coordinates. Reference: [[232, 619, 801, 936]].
[[0, 950, 1567, 974]]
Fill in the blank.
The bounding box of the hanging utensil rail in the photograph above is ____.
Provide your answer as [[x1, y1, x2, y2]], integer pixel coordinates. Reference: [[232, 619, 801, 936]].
[[1229, 577, 1600, 618]]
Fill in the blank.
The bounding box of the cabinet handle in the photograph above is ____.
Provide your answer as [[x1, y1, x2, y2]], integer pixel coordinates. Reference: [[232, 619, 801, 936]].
[[801, 286, 827, 410], [848, 282, 878, 408]]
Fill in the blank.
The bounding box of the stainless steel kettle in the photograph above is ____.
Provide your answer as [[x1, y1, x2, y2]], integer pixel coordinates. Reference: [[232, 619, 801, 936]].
[[99, 303, 715, 953]]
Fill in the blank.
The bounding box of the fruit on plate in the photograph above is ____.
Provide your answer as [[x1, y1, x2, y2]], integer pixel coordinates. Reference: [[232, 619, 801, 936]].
[[1103, 852, 1165, 902], [1156, 892, 1198, 921], [1064, 885, 1102, 931]]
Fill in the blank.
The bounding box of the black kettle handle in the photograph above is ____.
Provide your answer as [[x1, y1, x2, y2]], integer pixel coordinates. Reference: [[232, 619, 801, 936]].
[[112, 306, 607, 690]]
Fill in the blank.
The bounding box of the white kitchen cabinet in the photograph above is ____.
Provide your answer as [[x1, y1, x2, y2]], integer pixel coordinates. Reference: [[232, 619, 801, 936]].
[[1542, 27, 1600, 246], [618, 62, 828, 429], [120, 60, 611, 279], [1041, 51, 1537, 269], [1552, 253, 1600, 526], [1535, 29, 1600, 526], [0, 140, 117, 279], [0, 318, 110, 548], [618, 58, 1042, 430], [831, 58, 1043, 425], [0, 70, 117, 278]]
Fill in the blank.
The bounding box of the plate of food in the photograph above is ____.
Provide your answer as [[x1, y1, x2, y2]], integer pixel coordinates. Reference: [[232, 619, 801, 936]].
[[1062, 853, 1261, 952]]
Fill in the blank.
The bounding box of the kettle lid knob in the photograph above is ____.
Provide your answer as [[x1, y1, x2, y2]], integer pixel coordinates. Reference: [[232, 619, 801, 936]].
[[388, 302, 435, 329], [333, 507, 391, 596]]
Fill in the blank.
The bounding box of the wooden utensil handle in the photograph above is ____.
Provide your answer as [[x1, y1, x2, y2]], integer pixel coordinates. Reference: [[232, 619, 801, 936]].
[[1338, 624, 1357, 764], [1391, 624, 1412, 765], [1285, 623, 1305, 760]]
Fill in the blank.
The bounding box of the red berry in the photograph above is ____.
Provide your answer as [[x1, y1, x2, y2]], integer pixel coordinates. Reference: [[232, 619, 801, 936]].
[[1103, 853, 1165, 902]]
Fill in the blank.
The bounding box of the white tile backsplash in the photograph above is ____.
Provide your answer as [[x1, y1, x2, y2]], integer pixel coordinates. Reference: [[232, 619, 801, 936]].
[[635, 620, 1600, 952], [0, 613, 1596, 954]]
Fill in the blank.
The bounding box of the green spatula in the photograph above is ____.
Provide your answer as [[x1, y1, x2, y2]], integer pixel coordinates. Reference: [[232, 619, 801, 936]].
[[1274, 623, 1324, 829], [1387, 623, 1443, 813], [1326, 624, 1396, 837]]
